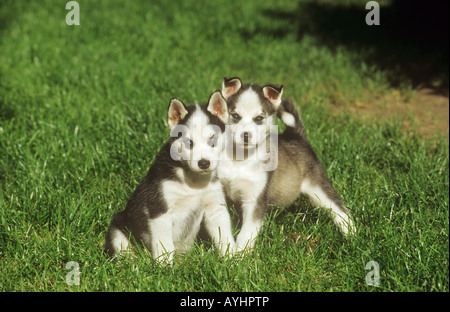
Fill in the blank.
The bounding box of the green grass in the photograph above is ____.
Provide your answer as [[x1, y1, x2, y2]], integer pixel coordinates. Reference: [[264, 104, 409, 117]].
[[0, 0, 448, 292]]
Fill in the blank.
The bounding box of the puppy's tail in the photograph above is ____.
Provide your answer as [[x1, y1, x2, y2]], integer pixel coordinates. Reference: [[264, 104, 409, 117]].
[[277, 99, 305, 138]]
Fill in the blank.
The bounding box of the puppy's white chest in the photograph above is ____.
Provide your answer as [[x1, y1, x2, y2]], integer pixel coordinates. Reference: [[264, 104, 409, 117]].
[[161, 180, 204, 215], [218, 159, 267, 202]]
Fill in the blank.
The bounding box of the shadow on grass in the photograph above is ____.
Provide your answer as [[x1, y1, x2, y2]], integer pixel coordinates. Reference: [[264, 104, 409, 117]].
[[241, 0, 449, 96], [0, 0, 20, 33]]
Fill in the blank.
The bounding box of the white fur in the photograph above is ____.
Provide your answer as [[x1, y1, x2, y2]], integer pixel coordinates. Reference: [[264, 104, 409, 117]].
[[281, 112, 296, 128], [236, 89, 262, 117], [300, 179, 355, 235], [110, 229, 130, 254], [151, 175, 234, 263]]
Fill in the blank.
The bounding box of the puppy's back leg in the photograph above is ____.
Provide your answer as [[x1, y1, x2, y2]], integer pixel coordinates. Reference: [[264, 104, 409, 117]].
[[300, 179, 355, 236], [105, 212, 130, 256]]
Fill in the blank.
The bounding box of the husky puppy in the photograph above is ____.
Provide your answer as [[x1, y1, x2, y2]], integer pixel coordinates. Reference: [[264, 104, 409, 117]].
[[105, 91, 235, 263], [218, 77, 355, 252]]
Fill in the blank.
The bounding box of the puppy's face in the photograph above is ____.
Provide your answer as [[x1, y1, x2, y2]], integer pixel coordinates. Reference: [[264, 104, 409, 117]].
[[227, 88, 274, 148], [222, 78, 283, 149], [167, 92, 227, 174]]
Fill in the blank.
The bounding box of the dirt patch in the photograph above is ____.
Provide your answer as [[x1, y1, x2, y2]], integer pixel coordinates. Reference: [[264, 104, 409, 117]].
[[332, 88, 449, 140], [285, 233, 321, 254]]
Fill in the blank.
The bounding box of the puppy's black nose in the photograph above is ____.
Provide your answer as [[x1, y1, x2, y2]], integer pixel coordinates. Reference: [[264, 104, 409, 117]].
[[241, 132, 252, 143], [198, 159, 210, 170]]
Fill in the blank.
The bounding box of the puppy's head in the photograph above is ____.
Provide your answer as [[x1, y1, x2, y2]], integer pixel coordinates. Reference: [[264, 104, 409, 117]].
[[221, 77, 283, 148], [167, 92, 227, 174]]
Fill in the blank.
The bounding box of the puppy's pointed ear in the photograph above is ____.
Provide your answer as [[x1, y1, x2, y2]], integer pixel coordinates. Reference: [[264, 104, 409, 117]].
[[263, 84, 283, 109], [167, 98, 188, 130], [222, 77, 242, 100], [207, 90, 228, 123]]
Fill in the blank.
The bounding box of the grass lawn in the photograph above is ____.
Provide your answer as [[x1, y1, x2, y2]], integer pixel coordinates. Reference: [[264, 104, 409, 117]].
[[0, 0, 448, 292]]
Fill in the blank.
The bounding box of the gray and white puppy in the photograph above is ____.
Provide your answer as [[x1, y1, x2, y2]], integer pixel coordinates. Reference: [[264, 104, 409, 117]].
[[218, 77, 355, 252], [105, 91, 235, 263]]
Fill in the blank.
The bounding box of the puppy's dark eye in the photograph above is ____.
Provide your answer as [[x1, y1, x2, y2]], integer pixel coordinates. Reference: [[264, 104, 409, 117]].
[[207, 134, 218, 147], [183, 138, 193, 149], [254, 116, 264, 122], [231, 113, 240, 120]]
